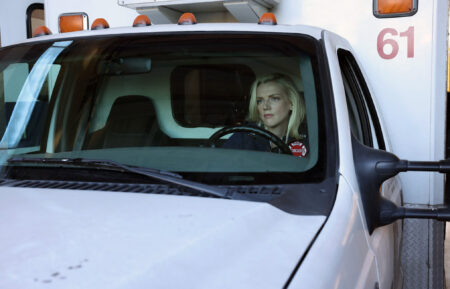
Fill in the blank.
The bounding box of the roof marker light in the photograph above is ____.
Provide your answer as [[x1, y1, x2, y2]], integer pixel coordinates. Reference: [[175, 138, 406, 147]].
[[33, 26, 52, 37], [258, 13, 277, 25], [374, 0, 417, 17], [91, 18, 110, 30], [133, 15, 151, 27], [59, 13, 88, 33], [178, 13, 197, 25]]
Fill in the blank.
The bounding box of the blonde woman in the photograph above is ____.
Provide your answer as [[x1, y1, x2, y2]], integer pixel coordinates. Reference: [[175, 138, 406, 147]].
[[223, 73, 308, 157]]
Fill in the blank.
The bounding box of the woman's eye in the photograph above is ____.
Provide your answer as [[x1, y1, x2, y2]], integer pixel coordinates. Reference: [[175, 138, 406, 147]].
[[256, 99, 263, 105], [270, 96, 280, 103]]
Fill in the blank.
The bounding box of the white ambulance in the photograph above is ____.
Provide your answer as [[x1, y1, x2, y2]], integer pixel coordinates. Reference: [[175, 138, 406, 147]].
[[0, 0, 448, 288]]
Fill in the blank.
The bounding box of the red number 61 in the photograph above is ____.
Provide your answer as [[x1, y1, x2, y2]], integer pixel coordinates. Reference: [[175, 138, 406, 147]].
[[377, 27, 414, 60]]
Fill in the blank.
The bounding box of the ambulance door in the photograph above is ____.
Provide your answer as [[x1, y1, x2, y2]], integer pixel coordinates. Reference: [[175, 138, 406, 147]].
[[323, 30, 400, 289], [337, 49, 403, 289], [0, 0, 44, 47]]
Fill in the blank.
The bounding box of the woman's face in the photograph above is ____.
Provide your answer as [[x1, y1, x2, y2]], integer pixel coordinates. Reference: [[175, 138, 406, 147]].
[[256, 81, 292, 136]]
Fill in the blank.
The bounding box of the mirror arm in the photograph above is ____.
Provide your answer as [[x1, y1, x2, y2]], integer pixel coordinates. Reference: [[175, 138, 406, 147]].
[[376, 160, 450, 175], [379, 198, 450, 226]]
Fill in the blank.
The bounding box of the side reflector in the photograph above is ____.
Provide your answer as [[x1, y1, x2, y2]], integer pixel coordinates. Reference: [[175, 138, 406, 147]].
[[59, 13, 88, 33], [374, 0, 417, 17], [178, 13, 197, 25], [33, 26, 52, 37], [448, 49, 450, 93], [133, 15, 151, 27], [91, 18, 109, 30], [258, 13, 277, 25]]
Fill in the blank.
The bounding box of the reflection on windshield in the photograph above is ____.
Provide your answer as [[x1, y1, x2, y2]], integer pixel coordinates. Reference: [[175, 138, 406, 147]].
[[0, 34, 325, 182], [1, 41, 71, 149]]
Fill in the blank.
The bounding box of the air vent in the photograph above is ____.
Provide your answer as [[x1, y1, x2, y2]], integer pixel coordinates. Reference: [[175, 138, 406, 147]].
[[3, 179, 283, 198], [7, 180, 216, 198], [226, 185, 282, 195]]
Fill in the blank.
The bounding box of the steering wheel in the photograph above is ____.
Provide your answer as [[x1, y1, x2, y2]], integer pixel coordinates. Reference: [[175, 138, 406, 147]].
[[208, 125, 292, 155]]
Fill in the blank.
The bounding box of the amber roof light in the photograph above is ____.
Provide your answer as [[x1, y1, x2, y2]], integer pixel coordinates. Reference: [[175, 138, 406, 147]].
[[258, 13, 277, 25], [59, 13, 87, 33], [91, 18, 109, 30], [33, 26, 52, 37], [178, 13, 197, 25], [133, 15, 151, 27]]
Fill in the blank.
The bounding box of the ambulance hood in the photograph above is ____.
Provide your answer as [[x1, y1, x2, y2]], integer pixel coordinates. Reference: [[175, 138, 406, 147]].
[[0, 187, 326, 288]]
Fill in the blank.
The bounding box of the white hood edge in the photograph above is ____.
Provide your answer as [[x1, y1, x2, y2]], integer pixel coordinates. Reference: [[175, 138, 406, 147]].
[[0, 187, 326, 289]]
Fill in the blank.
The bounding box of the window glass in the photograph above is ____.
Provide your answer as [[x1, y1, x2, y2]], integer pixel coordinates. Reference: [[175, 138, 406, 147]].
[[338, 50, 385, 150], [343, 78, 365, 143], [362, 96, 380, 149], [26, 4, 45, 38], [0, 56, 60, 149], [0, 34, 327, 184]]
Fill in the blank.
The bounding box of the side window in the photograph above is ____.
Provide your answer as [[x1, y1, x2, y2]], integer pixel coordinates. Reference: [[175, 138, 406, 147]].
[[26, 3, 45, 39], [338, 50, 386, 150]]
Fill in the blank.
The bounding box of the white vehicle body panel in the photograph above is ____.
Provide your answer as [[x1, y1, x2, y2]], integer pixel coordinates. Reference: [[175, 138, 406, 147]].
[[0, 0, 43, 47], [0, 186, 326, 288], [11, 23, 322, 45], [289, 177, 378, 289], [320, 30, 401, 289], [273, 0, 448, 205]]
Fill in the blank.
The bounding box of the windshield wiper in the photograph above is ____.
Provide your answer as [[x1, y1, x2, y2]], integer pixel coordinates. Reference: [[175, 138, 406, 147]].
[[7, 157, 240, 200]]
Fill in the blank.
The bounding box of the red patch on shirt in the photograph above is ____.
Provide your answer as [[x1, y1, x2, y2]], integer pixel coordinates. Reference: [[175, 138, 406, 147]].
[[288, 141, 308, 157]]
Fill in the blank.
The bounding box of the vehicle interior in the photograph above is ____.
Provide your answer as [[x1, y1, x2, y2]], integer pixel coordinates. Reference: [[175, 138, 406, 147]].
[[0, 33, 328, 184]]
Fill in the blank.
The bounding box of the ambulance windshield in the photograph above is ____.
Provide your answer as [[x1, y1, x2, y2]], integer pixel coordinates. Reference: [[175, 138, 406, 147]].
[[0, 33, 331, 185]]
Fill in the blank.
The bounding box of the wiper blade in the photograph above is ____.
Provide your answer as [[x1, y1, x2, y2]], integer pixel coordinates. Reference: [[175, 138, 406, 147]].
[[7, 157, 238, 200], [9, 157, 182, 177]]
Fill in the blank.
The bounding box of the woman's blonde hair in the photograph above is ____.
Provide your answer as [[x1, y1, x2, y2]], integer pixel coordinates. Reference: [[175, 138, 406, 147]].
[[247, 73, 305, 140]]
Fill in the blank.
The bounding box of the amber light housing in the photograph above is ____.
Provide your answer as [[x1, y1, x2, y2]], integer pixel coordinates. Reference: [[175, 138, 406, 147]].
[[178, 13, 197, 25], [133, 15, 151, 27], [33, 26, 52, 37], [59, 13, 88, 33], [374, 0, 417, 18], [91, 18, 110, 30], [258, 13, 277, 25]]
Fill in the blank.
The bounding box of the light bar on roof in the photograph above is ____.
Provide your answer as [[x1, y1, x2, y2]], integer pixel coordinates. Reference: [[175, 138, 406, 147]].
[[119, 0, 280, 23], [119, 0, 279, 11]]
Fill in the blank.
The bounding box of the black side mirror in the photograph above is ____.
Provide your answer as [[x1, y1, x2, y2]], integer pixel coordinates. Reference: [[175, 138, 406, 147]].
[[351, 136, 450, 234]]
